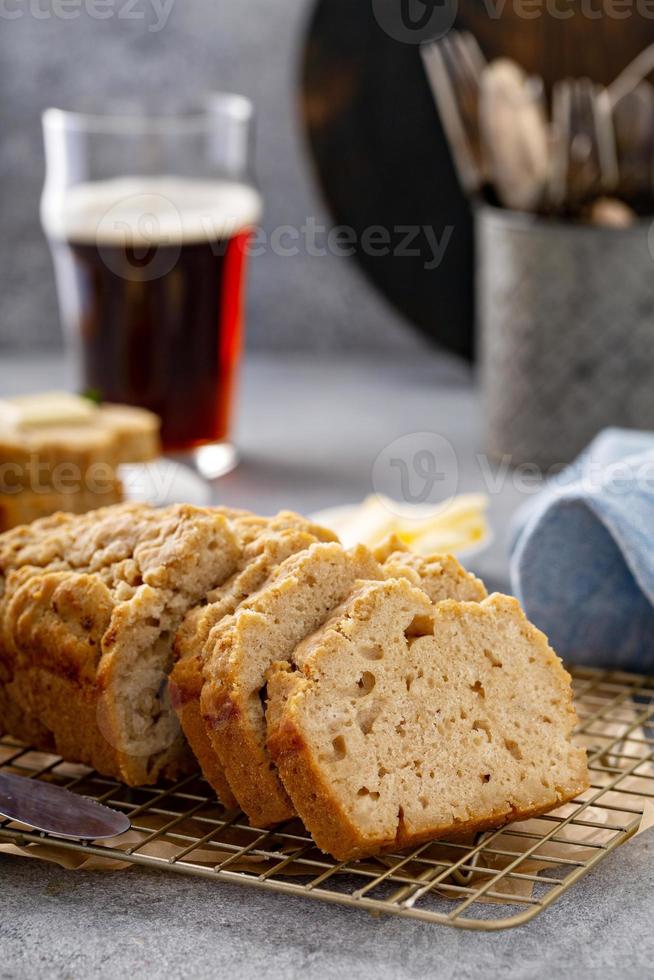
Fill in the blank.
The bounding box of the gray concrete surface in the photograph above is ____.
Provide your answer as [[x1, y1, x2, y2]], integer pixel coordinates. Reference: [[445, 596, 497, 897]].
[[1, 352, 652, 979], [1, 832, 653, 980], [0, 0, 427, 356]]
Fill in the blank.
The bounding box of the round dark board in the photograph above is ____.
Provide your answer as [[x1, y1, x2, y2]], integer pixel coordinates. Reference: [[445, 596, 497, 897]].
[[299, 2, 654, 361], [299, 2, 474, 359]]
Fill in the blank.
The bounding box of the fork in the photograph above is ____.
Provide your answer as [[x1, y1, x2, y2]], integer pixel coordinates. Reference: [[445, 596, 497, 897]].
[[550, 77, 618, 214], [420, 31, 487, 193]]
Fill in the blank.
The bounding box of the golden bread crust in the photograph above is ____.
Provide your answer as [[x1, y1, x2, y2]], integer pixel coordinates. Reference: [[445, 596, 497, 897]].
[[0, 401, 160, 470], [382, 550, 487, 602], [168, 512, 337, 805], [200, 543, 491, 828], [267, 584, 589, 860], [0, 503, 239, 785], [170, 695, 239, 807], [200, 543, 384, 826], [0, 498, 589, 871], [95, 404, 161, 463], [0, 479, 124, 532], [269, 702, 586, 861]]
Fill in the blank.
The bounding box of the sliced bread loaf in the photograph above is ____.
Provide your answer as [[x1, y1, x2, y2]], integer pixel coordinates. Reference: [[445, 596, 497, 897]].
[[198, 541, 487, 825], [200, 542, 383, 826], [170, 511, 336, 806], [266, 579, 589, 860], [0, 502, 240, 785], [0, 397, 160, 470]]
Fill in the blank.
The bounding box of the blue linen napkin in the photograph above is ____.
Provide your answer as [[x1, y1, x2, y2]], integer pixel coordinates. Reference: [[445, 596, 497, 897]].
[[510, 428, 654, 672]]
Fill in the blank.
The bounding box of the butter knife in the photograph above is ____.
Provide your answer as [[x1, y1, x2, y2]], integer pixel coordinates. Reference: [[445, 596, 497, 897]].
[[0, 771, 131, 840]]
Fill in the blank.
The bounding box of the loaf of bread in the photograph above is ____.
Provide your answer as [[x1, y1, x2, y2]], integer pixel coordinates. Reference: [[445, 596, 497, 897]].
[[0, 395, 161, 530], [170, 511, 337, 807], [0, 501, 589, 862], [0, 502, 240, 785], [0, 502, 335, 791], [266, 580, 589, 860], [92, 404, 161, 464], [0, 397, 160, 472], [198, 541, 486, 826]]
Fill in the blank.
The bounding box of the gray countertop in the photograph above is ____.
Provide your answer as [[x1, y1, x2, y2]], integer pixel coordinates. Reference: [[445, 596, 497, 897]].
[[1, 352, 652, 979]]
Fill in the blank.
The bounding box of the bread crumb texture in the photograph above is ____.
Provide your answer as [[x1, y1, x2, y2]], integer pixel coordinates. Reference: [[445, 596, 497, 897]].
[[199, 543, 493, 827], [200, 542, 383, 825], [0, 502, 589, 861], [0, 503, 239, 785], [267, 579, 588, 860], [170, 510, 337, 806]]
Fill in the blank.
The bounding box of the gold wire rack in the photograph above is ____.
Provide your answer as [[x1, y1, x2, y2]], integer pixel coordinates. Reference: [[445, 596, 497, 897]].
[[1, 665, 653, 931]]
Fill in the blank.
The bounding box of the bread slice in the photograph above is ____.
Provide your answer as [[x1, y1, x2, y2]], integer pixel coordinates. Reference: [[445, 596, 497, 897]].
[[266, 580, 589, 860], [96, 404, 161, 463], [0, 479, 124, 533], [0, 502, 239, 785], [198, 542, 487, 824], [0, 397, 160, 529], [170, 511, 337, 806], [0, 397, 160, 471], [381, 548, 487, 603], [200, 542, 384, 826]]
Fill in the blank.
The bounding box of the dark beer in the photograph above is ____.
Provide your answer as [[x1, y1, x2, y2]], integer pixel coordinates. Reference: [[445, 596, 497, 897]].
[[44, 177, 262, 452]]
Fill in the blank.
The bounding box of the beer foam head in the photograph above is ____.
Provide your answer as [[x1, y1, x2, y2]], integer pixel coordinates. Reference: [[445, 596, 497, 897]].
[[41, 176, 263, 245]]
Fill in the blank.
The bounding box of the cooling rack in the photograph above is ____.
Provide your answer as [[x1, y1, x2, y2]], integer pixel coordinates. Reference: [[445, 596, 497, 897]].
[[1, 665, 652, 931]]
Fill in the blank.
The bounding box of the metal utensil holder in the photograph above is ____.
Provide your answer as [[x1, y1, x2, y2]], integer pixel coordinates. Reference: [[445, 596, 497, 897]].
[[477, 204, 654, 469]]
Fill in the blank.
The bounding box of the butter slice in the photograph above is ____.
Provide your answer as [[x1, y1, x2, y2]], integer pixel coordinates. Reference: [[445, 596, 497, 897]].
[[312, 493, 489, 557], [0, 392, 97, 429]]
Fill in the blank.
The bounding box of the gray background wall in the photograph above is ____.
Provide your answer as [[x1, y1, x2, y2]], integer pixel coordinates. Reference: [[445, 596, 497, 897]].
[[0, 0, 427, 355]]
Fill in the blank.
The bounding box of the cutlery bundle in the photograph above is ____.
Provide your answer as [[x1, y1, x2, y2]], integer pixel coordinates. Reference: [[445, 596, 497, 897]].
[[422, 34, 654, 222]]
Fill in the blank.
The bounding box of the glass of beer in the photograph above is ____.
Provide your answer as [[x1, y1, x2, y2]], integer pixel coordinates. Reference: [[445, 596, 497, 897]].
[[40, 97, 262, 477]]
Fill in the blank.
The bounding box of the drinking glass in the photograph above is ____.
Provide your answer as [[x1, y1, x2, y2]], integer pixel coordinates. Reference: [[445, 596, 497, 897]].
[[41, 96, 262, 478]]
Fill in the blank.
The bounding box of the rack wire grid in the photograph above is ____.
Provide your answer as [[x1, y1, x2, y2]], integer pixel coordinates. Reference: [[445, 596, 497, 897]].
[[1, 665, 653, 931]]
